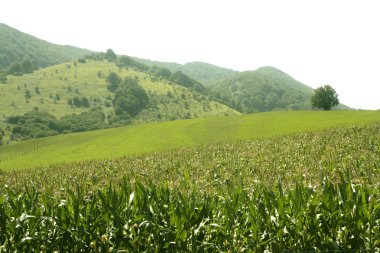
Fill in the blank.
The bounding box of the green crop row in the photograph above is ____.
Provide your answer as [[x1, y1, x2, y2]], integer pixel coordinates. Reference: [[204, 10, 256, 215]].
[[0, 173, 379, 252]]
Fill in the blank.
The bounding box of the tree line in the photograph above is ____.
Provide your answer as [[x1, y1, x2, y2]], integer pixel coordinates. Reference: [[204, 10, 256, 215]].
[[5, 109, 107, 141]]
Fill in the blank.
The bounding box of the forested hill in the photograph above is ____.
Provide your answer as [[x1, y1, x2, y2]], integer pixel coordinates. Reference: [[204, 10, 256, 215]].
[[0, 23, 91, 69], [210, 66, 348, 113], [135, 58, 237, 86]]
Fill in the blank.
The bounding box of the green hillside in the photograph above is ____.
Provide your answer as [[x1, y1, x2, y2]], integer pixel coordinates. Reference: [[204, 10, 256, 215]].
[[0, 23, 91, 69], [0, 60, 239, 143], [211, 66, 349, 113], [136, 58, 237, 86], [1, 110, 379, 170], [135, 59, 350, 113]]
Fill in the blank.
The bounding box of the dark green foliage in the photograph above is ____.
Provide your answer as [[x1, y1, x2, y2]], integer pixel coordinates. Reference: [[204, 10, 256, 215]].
[[6, 109, 107, 140], [113, 77, 149, 117], [59, 109, 107, 133], [68, 96, 90, 108], [116, 55, 149, 72], [106, 72, 122, 92], [24, 89, 31, 99], [180, 62, 237, 86], [137, 59, 237, 86], [77, 58, 87, 64], [104, 49, 117, 61], [311, 85, 339, 110], [8, 61, 23, 75], [170, 71, 205, 93], [0, 67, 6, 83], [117, 55, 134, 67], [211, 67, 315, 113], [6, 111, 60, 140], [0, 127, 4, 145], [149, 65, 172, 79], [21, 59, 34, 73], [84, 52, 105, 61], [0, 23, 91, 70]]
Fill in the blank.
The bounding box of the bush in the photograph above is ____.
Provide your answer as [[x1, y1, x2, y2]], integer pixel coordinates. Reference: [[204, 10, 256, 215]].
[[6, 109, 108, 140], [106, 72, 122, 92], [68, 96, 90, 108], [112, 77, 148, 117], [59, 109, 107, 133]]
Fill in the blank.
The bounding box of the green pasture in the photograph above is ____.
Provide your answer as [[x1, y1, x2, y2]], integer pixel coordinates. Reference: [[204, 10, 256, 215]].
[[0, 110, 379, 170]]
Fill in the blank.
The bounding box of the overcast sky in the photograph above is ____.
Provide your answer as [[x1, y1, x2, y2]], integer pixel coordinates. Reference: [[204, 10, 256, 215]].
[[2, 0, 379, 109]]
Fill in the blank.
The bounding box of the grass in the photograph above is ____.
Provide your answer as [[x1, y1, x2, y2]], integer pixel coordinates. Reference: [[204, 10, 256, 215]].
[[1, 122, 379, 251], [0, 110, 379, 170]]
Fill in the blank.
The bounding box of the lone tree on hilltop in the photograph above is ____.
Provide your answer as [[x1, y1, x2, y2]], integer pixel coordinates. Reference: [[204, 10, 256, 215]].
[[311, 85, 339, 110]]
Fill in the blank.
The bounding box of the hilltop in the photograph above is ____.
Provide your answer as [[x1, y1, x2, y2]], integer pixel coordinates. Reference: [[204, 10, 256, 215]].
[[210, 66, 349, 113], [136, 58, 237, 86], [0, 23, 91, 70]]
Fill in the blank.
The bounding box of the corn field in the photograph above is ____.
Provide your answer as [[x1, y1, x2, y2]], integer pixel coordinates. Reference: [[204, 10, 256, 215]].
[[1, 124, 380, 252]]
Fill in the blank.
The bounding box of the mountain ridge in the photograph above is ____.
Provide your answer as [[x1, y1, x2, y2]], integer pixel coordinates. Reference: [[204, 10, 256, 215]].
[[0, 23, 92, 69]]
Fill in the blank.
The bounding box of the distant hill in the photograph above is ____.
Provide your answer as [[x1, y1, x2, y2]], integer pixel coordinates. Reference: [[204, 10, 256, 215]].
[[0, 23, 91, 69], [136, 58, 237, 86], [210, 66, 349, 113]]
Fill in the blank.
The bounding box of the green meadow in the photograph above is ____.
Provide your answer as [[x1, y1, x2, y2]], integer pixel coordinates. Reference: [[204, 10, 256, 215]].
[[1, 110, 379, 170]]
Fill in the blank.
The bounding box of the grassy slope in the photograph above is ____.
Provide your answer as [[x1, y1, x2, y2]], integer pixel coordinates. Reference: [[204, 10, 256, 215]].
[[0, 110, 379, 170], [0, 60, 238, 140]]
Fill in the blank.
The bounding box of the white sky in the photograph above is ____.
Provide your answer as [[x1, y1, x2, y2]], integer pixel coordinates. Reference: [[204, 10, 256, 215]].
[[1, 0, 380, 109]]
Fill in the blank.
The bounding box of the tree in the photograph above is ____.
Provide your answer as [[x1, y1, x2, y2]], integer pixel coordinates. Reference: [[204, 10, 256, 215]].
[[311, 85, 339, 110], [21, 59, 34, 73], [105, 49, 117, 61], [150, 66, 172, 79], [0, 67, 7, 83], [106, 72, 122, 92], [170, 71, 205, 93], [0, 127, 4, 145], [8, 62, 23, 75], [112, 77, 149, 117]]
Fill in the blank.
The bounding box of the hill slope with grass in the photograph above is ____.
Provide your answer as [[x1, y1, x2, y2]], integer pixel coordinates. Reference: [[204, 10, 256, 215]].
[[0, 23, 91, 70], [0, 59, 239, 143], [211, 66, 349, 113], [0, 110, 379, 170]]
